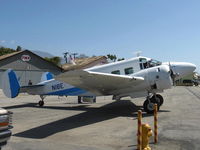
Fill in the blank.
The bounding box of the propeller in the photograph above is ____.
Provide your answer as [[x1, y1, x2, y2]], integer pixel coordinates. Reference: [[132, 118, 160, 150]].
[[168, 62, 178, 86]]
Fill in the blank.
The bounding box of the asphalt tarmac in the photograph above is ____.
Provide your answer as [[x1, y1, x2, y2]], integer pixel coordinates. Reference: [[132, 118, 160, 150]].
[[0, 86, 200, 150]]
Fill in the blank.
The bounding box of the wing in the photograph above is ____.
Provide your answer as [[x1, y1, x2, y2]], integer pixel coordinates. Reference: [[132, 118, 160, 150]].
[[55, 70, 144, 95]]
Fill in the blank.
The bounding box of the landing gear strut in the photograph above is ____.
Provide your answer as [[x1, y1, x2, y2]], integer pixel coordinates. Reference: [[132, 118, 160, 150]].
[[78, 96, 82, 104], [143, 94, 164, 114], [38, 95, 45, 107]]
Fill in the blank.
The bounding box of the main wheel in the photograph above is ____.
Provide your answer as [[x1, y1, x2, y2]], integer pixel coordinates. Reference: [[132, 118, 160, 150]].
[[38, 100, 44, 107], [150, 94, 164, 106], [143, 100, 155, 114]]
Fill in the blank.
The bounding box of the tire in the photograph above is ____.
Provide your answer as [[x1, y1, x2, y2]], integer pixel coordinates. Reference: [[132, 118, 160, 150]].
[[38, 100, 44, 107], [151, 94, 164, 106], [143, 100, 155, 114]]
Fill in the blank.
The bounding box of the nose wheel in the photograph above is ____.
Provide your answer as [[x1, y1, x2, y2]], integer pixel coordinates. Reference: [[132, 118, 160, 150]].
[[143, 94, 163, 113], [143, 100, 154, 113], [150, 94, 164, 106]]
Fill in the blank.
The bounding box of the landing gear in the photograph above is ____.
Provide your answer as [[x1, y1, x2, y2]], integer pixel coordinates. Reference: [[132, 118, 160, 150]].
[[151, 94, 164, 106], [143, 100, 155, 114], [143, 94, 164, 114], [78, 96, 82, 104], [38, 100, 44, 107], [38, 95, 45, 107]]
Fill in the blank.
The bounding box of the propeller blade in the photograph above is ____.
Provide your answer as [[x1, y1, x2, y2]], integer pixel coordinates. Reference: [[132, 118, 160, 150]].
[[168, 62, 176, 86]]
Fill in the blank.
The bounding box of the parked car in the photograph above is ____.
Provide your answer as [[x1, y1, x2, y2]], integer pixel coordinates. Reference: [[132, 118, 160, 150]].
[[183, 79, 194, 86], [192, 79, 200, 86], [0, 108, 13, 149], [182, 79, 200, 86]]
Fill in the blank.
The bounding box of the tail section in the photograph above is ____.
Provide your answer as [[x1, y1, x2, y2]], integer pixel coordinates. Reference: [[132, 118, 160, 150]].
[[2, 69, 20, 98], [40, 72, 54, 82]]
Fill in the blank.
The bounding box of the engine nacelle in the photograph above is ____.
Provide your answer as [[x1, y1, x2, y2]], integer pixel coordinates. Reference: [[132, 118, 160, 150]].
[[147, 65, 172, 91]]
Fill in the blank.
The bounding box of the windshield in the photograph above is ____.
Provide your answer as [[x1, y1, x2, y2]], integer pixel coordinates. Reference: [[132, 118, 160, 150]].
[[148, 59, 162, 67], [139, 58, 161, 70]]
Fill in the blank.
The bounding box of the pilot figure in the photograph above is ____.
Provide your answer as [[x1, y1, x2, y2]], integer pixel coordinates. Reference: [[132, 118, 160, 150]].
[[28, 80, 32, 85]]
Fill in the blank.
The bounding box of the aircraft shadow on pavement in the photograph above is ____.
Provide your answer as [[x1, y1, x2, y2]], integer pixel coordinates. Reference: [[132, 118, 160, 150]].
[[3, 103, 38, 109], [12, 100, 156, 139]]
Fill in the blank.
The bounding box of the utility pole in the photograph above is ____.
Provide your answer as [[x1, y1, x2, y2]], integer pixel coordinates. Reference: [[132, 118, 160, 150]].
[[71, 53, 78, 59], [63, 52, 69, 63]]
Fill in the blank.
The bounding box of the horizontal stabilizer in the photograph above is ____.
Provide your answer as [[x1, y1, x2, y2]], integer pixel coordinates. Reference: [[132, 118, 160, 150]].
[[2, 69, 20, 98], [20, 84, 44, 93]]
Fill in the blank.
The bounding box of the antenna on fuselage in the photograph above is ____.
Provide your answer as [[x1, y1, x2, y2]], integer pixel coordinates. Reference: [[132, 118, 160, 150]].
[[134, 51, 142, 57]]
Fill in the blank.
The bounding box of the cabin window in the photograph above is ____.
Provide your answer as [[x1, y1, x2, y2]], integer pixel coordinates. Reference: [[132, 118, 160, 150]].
[[111, 70, 120, 75], [124, 67, 133, 75]]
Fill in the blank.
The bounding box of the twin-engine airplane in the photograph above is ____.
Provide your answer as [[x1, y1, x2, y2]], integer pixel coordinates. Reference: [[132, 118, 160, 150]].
[[1, 56, 196, 113]]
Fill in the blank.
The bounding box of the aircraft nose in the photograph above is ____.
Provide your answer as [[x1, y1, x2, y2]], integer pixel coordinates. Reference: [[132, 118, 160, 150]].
[[170, 62, 196, 78], [186, 63, 196, 72]]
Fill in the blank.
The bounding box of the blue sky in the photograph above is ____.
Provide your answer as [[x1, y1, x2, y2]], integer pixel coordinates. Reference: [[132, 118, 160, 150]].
[[1, 0, 200, 71]]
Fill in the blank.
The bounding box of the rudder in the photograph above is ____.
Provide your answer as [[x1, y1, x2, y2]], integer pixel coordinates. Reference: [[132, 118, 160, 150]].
[[2, 69, 20, 98]]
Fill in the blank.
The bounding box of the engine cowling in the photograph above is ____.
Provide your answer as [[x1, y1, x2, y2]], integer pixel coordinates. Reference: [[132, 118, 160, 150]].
[[147, 65, 172, 91]]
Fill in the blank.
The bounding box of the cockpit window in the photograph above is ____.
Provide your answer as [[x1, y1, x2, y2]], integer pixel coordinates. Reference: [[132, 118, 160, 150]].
[[148, 59, 161, 67], [139, 58, 147, 63], [139, 58, 161, 70], [139, 58, 148, 69]]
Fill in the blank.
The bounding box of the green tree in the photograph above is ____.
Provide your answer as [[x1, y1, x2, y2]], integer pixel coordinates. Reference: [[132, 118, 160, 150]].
[[107, 54, 117, 62], [0, 46, 15, 56], [16, 46, 22, 51], [44, 56, 61, 66]]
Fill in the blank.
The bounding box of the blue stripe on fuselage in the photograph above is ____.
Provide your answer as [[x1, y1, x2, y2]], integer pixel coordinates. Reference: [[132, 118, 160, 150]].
[[44, 87, 87, 96]]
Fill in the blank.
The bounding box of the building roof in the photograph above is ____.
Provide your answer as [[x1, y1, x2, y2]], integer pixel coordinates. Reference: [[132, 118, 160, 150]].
[[0, 50, 107, 72], [0, 50, 63, 71], [62, 56, 107, 71], [0, 51, 22, 61]]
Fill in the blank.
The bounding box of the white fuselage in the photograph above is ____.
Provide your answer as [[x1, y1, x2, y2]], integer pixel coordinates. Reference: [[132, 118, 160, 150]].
[[24, 56, 196, 99], [27, 56, 171, 98], [85, 56, 151, 75]]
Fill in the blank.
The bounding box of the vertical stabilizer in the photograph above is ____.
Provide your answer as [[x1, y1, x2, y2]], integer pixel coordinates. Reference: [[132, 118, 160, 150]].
[[40, 72, 54, 82], [2, 69, 20, 98]]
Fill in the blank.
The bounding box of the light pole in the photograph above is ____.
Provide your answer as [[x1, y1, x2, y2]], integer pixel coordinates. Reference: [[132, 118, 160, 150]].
[[63, 52, 69, 63]]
